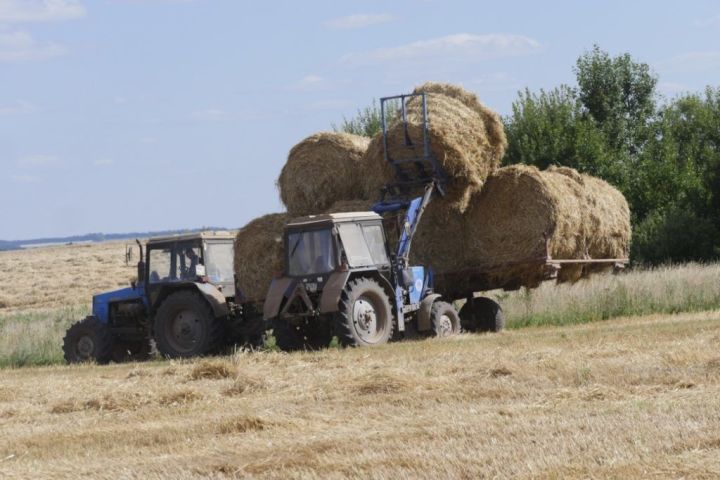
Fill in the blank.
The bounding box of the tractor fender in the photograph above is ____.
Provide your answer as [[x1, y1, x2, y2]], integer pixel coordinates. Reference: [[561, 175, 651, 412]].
[[263, 277, 294, 320], [194, 282, 229, 318], [417, 294, 442, 332], [319, 271, 351, 314]]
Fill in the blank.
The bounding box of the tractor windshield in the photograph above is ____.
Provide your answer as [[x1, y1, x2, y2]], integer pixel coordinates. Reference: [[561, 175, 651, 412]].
[[205, 242, 234, 284], [337, 222, 389, 268], [287, 228, 335, 277]]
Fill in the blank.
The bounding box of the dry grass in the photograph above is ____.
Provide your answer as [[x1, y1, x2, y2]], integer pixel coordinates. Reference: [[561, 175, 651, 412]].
[[1, 311, 719, 478], [0, 241, 134, 312]]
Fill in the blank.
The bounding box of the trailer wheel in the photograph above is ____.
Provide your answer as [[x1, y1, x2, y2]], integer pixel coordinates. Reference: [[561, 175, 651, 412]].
[[63, 316, 114, 364], [153, 290, 223, 358], [430, 301, 461, 337], [460, 297, 505, 333], [273, 317, 332, 352], [336, 277, 393, 347]]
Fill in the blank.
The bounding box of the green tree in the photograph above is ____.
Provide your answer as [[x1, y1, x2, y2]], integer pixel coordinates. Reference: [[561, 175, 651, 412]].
[[575, 45, 658, 154], [332, 99, 397, 138]]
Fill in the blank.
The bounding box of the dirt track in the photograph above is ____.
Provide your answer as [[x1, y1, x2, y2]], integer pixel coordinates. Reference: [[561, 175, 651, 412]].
[[1, 311, 719, 479]]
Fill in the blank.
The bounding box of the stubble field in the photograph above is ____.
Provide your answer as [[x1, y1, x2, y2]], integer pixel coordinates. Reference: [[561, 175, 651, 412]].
[[1, 241, 719, 478]]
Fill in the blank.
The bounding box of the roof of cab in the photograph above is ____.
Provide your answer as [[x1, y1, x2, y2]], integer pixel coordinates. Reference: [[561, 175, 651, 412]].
[[146, 231, 235, 245], [286, 211, 381, 228]]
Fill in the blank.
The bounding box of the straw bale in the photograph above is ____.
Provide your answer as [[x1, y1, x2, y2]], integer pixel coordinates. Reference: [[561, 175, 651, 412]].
[[278, 132, 370, 217], [233, 213, 288, 303], [412, 82, 508, 163], [324, 199, 374, 213], [361, 90, 497, 211]]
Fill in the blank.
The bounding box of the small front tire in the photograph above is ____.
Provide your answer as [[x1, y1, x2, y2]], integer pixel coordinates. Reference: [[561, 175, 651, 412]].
[[430, 301, 461, 337], [63, 316, 114, 364]]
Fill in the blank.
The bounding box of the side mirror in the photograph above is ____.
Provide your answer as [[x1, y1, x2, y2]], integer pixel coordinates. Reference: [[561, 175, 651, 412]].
[[137, 260, 146, 285]]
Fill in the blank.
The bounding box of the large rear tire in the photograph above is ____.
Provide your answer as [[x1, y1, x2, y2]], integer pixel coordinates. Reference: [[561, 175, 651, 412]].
[[273, 317, 332, 352], [460, 297, 505, 333], [336, 277, 393, 347], [153, 290, 224, 358], [63, 316, 114, 364], [430, 301, 461, 337]]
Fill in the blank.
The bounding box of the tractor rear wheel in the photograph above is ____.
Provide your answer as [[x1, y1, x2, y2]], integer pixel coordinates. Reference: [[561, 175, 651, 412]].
[[430, 301, 461, 337], [153, 291, 223, 358], [336, 277, 393, 347], [63, 316, 114, 364], [460, 297, 505, 333], [273, 317, 332, 352]]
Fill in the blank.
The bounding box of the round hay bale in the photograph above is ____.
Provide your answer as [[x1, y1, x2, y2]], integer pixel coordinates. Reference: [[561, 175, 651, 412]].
[[412, 82, 508, 163], [278, 132, 370, 217], [361, 90, 497, 212], [324, 199, 374, 213], [233, 213, 288, 303], [582, 174, 632, 259]]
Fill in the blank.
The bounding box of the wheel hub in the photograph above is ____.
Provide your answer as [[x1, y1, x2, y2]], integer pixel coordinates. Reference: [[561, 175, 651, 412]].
[[437, 314, 453, 337], [169, 309, 201, 351], [353, 299, 377, 333], [76, 335, 94, 358]]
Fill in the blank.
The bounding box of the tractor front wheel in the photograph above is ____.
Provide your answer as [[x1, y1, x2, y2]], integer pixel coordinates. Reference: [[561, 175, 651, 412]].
[[153, 291, 223, 358], [336, 277, 393, 347], [430, 301, 461, 337], [63, 316, 114, 364]]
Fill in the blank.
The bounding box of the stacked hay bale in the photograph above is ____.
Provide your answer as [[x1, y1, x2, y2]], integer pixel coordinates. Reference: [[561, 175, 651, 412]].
[[277, 132, 370, 217], [233, 213, 287, 303], [233, 81, 632, 304], [361, 82, 507, 212], [415, 164, 631, 295]]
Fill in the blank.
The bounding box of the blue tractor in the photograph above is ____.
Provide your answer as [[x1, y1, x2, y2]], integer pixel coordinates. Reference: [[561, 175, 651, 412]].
[[263, 93, 461, 350], [63, 231, 264, 363]]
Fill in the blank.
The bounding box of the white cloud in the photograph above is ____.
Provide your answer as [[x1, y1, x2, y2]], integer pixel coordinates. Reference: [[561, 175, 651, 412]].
[[0, 100, 36, 115], [0, 29, 66, 61], [325, 13, 393, 30], [17, 154, 62, 168], [340, 33, 541, 67], [0, 0, 86, 23], [657, 51, 720, 73]]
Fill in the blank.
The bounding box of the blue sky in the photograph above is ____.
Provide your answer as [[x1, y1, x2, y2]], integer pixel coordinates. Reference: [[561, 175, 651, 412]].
[[1, 0, 719, 240]]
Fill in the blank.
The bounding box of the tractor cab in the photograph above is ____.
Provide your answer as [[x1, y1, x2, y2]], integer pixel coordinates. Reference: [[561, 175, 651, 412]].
[[144, 231, 236, 301], [284, 212, 391, 282]]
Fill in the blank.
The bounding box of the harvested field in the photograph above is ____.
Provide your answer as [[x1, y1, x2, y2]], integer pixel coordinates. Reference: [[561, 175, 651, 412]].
[[361, 84, 502, 211], [0, 242, 134, 312], [233, 213, 287, 303], [278, 132, 370, 217], [1, 311, 719, 478]]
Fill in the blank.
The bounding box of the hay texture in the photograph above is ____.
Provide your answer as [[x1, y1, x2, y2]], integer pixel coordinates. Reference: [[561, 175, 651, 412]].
[[233, 213, 288, 303], [413, 82, 508, 164], [412, 165, 631, 296], [278, 132, 370, 217], [361, 83, 502, 211]]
